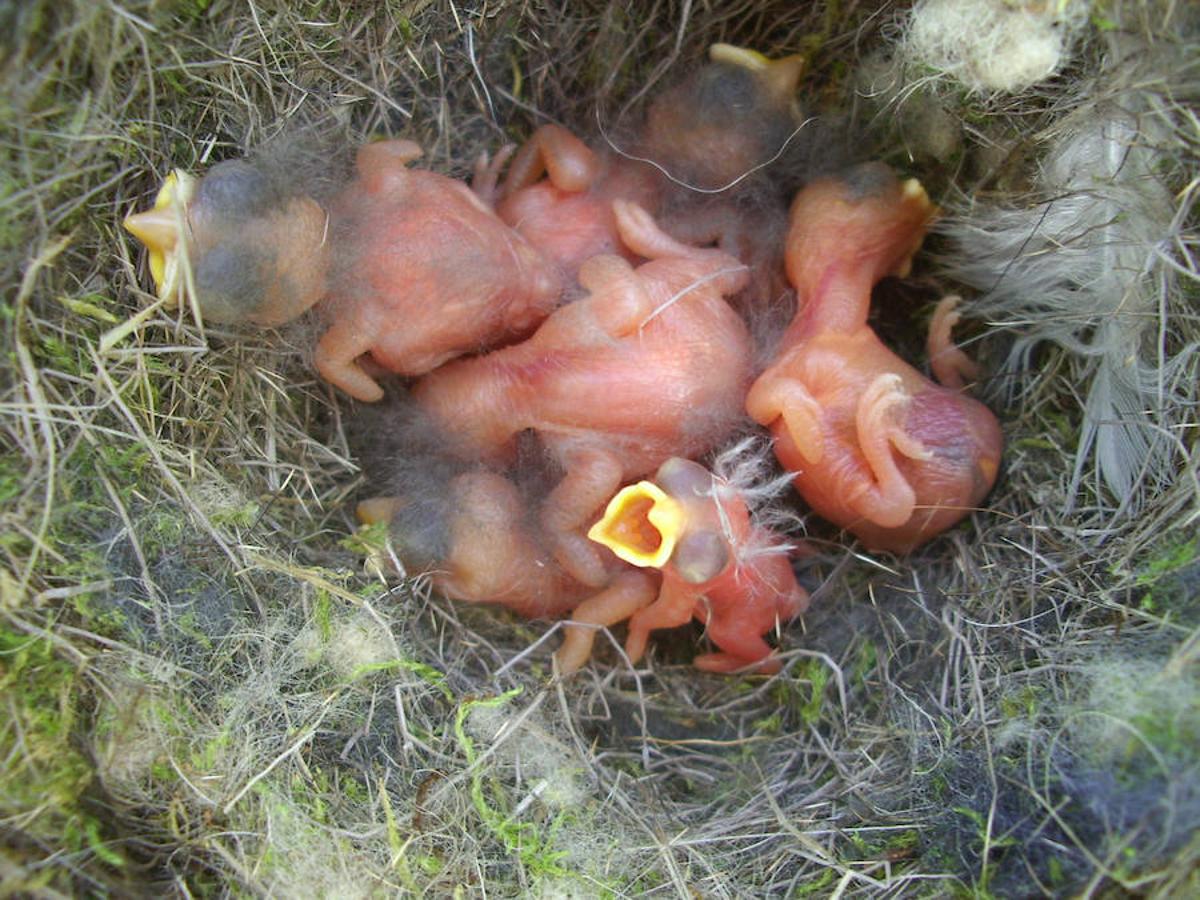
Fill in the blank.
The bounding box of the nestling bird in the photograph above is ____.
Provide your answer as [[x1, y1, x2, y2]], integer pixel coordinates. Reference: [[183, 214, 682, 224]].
[[356, 462, 659, 676], [412, 200, 754, 588], [125, 139, 563, 402], [319, 140, 563, 400], [589, 454, 809, 673], [475, 43, 813, 312], [746, 164, 1003, 552]]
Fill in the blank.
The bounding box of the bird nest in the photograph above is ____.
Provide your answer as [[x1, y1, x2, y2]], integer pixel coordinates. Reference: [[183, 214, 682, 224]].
[[1, 0, 1197, 896]]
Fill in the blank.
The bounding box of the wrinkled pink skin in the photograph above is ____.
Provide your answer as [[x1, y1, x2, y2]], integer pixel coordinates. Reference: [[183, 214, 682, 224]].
[[476, 124, 789, 309], [361, 456, 808, 675], [357, 470, 658, 675], [475, 125, 664, 281], [414, 201, 754, 588], [316, 140, 563, 401], [746, 166, 1003, 552], [620, 458, 809, 673]]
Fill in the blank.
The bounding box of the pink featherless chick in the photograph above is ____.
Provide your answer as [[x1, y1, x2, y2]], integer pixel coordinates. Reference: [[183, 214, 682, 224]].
[[746, 164, 1003, 552], [123, 140, 563, 403], [587, 452, 809, 673], [412, 200, 754, 590], [317, 140, 563, 401], [357, 467, 658, 675], [473, 43, 806, 294]]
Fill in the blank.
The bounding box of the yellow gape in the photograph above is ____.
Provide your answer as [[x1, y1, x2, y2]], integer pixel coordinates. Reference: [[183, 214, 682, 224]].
[[123, 169, 196, 298], [587, 480, 685, 569]]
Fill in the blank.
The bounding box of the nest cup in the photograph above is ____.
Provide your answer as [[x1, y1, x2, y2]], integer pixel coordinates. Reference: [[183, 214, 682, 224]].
[[2, 1, 1198, 896]]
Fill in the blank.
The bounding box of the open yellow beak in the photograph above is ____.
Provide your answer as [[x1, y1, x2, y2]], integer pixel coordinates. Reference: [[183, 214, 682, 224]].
[[123, 170, 196, 297], [708, 43, 806, 102], [587, 480, 685, 569]]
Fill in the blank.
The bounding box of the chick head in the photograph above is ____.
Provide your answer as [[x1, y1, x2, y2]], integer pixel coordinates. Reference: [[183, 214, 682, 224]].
[[588, 457, 731, 585], [124, 159, 330, 326]]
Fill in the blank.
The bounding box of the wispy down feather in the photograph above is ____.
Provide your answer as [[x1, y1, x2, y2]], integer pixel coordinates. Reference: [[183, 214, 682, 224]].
[[942, 27, 1199, 516]]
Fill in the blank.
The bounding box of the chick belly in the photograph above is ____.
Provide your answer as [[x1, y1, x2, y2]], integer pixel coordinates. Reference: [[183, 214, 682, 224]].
[[356, 246, 547, 376], [773, 386, 999, 552], [499, 189, 629, 277], [522, 346, 746, 466]]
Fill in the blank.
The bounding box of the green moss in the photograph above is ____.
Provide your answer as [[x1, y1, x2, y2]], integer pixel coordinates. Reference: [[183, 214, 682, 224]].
[[0, 624, 124, 874], [752, 712, 783, 735], [313, 589, 333, 642], [208, 498, 261, 529], [192, 727, 231, 770], [793, 868, 836, 895], [454, 689, 575, 882], [772, 658, 831, 726], [346, 657, 452, 699], [37, 332, 93, 377], [1131, 537, 1198, 615], [140, 507, 187, 555], [999, 685, 1042, 721], [852, 639, 878, 688]]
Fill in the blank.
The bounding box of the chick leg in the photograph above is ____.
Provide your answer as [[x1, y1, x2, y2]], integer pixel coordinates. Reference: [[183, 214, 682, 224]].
[[471, 144, 516, 206], [927, 295, 980, 390], [624, 578, 698, 665], [314, 319, 385, 402], [692, 617, 779, 675], [576, 254, 656, 336], [612, 200, 750, 297], [502, 124, 599, 196], [541, 448, 625, 588], [555, 570, 658, 674], [848, 373, 931, 528], [745, 371, 825, 464]]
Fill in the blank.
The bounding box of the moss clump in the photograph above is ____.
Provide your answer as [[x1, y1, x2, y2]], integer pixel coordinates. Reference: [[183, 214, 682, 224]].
[[0, 626, 124, 887]]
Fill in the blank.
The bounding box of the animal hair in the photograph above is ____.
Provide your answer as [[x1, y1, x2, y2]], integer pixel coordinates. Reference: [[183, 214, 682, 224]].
[[901, 0, 1092, 94], [941, 29, 1199, 514]]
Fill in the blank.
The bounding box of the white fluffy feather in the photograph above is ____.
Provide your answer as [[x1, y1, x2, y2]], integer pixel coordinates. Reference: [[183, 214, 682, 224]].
[[944, 25, 1198, 514], [903, 0, 1091, 94]]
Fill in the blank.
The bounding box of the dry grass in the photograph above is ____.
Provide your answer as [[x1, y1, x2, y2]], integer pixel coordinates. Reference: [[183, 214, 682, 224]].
[[0, 0, 1197, 896]]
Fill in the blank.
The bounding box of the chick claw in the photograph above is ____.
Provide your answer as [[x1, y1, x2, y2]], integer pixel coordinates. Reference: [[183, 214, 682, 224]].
[[850, 374, 930, 528], [927, 295, 981, 390], [471, 144, 516, 206], [555, 571, 658, 675]]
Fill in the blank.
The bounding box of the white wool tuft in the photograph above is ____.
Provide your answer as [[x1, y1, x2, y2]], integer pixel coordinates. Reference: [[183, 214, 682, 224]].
[[903, 0, 1091, 93], [943, 30, 1199, 515]]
